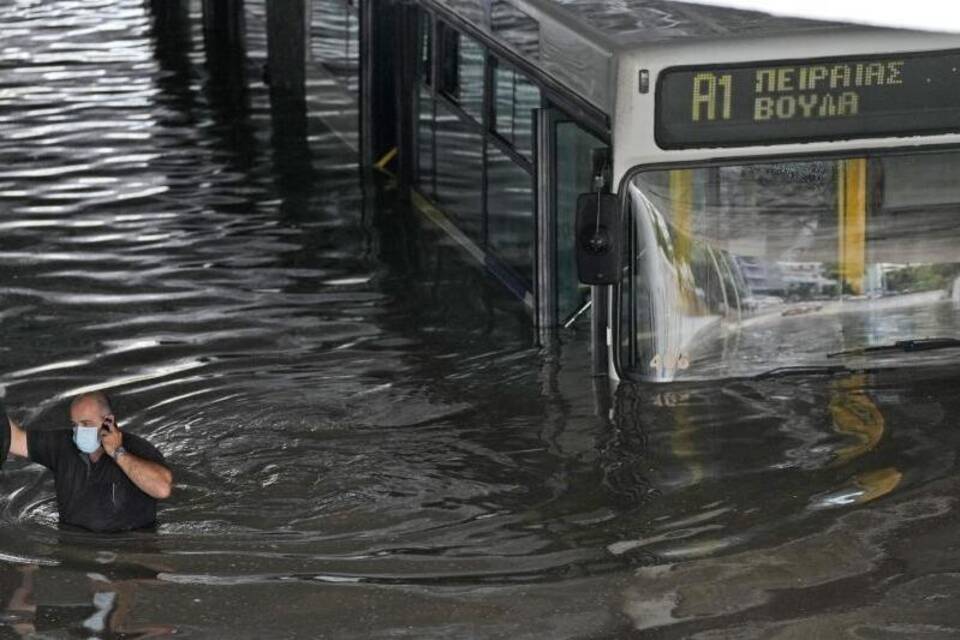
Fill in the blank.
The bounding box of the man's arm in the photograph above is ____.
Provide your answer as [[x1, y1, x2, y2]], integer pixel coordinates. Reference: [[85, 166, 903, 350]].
[[113, 452, 173, 500], [100, 416, 172, 500]]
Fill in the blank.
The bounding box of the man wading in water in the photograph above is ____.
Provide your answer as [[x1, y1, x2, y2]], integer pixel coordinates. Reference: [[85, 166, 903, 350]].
[[1, 392, 173, 532]]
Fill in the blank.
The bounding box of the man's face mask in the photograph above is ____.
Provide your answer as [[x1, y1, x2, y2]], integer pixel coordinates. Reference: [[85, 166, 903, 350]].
[[72, 426, 101, 453]]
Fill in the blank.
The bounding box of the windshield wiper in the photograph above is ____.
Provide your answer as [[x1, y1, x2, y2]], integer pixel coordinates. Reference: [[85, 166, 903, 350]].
[[755, 364, 852, 380], [826, 337, 960, 359]]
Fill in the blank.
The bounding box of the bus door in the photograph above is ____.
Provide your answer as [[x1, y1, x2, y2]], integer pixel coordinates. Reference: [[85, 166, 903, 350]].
[[536, 108, 610, 353]]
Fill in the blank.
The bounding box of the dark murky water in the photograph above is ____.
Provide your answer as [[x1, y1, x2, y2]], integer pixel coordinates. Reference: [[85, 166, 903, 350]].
[[1, 1, 960, 638]]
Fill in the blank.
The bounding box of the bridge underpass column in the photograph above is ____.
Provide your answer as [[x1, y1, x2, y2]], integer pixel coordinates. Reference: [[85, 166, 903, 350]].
[[200, 0, 255, 169], [265, 0, 312, 197], [202, 0, 246, 94], [149, 0, 190, 46], [361, 0, 415, 183], [147, 0, 191, 82], [266, 0, 307, 99]]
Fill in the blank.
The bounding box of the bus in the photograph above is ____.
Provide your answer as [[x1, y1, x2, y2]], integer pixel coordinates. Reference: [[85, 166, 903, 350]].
[[361, 0, 960, 384]]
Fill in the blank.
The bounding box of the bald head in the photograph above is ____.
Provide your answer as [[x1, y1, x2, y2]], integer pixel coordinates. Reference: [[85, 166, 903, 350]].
[[70, 391, 113, 427]]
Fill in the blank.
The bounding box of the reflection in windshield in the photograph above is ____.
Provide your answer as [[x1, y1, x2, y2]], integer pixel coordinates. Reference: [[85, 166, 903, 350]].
[[619, 151, 960, 381]]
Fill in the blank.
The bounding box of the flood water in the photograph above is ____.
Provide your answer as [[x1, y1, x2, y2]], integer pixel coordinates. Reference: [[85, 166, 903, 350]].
[[2, 1, 960, 638]]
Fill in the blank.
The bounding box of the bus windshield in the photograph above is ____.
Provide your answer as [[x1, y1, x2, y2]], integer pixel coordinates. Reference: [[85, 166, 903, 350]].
[[619, 150, 960, 381]]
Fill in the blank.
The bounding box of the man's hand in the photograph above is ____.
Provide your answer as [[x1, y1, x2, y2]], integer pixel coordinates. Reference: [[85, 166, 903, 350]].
[[100, 415, 122, 457], [8, 416, 27, 459]]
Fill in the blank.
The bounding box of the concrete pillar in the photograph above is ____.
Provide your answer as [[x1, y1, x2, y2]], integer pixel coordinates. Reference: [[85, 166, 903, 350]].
[[149, 0, 190, 38], [396, 5, 418, 186], [360, 0, 415, 177], [203, 0, 245, 42], [264, 0, 312, 191], [147, 0, 191, 79], [201, 0, 247, 102], [265, 0, 307, 99], [199, 0, 254, 171], [270, 97, 312, 196]]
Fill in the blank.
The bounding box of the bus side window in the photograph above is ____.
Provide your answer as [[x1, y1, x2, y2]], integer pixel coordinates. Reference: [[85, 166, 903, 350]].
[[438, 23, 459, 98], [492, 61, 540, 161], [437, 24, 484, 121]]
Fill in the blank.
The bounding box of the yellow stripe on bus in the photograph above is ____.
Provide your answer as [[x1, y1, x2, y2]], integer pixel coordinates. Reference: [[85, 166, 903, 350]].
[[669, 169, 694, 265], [838, 158, 867, 296]]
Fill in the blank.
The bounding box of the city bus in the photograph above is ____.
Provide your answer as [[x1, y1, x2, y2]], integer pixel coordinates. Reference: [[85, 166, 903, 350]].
[[362, 0, 960, 384]]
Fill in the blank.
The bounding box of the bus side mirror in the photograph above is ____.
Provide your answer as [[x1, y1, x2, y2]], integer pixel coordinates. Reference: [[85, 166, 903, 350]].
[[575, 192, 622, 285]]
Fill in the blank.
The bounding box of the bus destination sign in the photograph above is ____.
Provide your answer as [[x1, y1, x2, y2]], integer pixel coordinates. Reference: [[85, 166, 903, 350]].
[[656, 49, 960, 149]]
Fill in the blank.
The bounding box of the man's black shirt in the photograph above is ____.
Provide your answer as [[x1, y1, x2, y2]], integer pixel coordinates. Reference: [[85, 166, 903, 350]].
[[0, 400, 9, 466], [27, 429, 165, 532]]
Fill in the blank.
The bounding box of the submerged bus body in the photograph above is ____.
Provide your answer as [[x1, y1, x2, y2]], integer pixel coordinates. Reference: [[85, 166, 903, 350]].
[[363, 0, 960, 384]]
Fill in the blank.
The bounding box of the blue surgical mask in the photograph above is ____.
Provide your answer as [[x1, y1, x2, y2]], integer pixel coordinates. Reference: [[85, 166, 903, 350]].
[[72, 426, 101, 453]]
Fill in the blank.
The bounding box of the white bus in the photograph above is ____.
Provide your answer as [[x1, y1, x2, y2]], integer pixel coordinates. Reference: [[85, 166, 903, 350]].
[[363, 1, 960, 383]]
